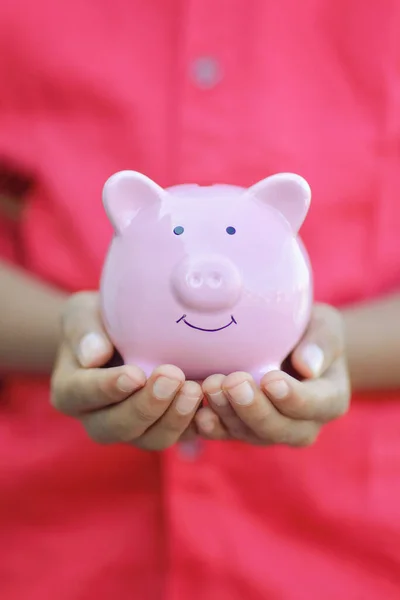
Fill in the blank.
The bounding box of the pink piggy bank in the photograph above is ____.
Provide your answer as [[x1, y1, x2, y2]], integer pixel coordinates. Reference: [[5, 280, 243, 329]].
[[100, 171, 313, 383]]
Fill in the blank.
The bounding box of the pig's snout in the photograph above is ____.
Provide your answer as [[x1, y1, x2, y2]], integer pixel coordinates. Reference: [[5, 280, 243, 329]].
[[171, 255, 243, 312]]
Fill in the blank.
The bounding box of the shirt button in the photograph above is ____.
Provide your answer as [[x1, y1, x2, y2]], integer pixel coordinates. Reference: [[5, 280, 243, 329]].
[[191, 56, 222, 89], [178, 438, 203, 460]]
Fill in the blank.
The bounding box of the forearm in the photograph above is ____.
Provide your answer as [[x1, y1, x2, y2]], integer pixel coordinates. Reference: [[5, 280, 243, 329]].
[[342, 294, 400, 391], [0, 261, 66, 374]]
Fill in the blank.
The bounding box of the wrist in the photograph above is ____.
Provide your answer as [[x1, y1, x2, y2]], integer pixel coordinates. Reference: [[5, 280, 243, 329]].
[[342, 295, 400, 391]]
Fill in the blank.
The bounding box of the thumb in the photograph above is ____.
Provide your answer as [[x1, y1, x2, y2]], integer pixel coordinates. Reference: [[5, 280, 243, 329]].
[[291, 303, 345, 379], [61, 291, 114, 368]]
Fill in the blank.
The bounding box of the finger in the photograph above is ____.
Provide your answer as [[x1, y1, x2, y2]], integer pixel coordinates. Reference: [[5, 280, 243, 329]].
[[262, 358, 351, 423], [291, 303, 345, 379], [80, 364, 185, 444], [139, 380, 203, 450], [195, 406, 229, 440], [223, 372, 320, 447], [62, 291, 113, 368], [51, 344, 146, 415], [202, 374, 251, 440], [179, 423, 198, 443]]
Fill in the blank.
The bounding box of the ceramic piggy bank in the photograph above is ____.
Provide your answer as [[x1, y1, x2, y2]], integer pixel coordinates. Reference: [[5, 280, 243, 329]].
[[100, 171, 313, 383]]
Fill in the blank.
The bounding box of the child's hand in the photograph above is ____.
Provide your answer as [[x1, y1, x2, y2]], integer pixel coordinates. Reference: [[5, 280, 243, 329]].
[[195, 304, 350, 447], [51, 291, 202, 450]]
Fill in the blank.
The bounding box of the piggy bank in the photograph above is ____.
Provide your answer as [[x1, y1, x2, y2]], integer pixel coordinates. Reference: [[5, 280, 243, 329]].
[[99, 170, 313, 383]]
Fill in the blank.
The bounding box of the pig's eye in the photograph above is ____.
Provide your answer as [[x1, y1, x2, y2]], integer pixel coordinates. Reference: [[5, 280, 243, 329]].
[[226, 226, 236, 235], [173, 226, 184, 235]]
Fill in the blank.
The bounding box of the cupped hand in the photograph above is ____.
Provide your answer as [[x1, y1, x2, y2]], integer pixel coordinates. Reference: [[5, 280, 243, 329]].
[[51, 291, 201, 450], [195, 303, 351, 447]]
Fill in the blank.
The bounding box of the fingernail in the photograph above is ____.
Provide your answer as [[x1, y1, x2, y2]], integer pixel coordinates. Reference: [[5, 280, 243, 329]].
[[175, 384, 201, 415], [301, 343, 324, 377], [265, 380, 289, 400], [116, 375, 137, 394], [153, 376, 181, 400], [208, 390, 228, 406], [79, 333, 109, 367], [227, 381, 254, 405]]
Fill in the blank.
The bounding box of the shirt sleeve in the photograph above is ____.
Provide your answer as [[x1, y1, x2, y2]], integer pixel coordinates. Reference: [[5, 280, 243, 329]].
[[0, 159, 33, 263]]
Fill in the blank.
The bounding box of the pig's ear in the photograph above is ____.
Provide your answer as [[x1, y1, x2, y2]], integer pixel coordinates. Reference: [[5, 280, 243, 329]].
[[102, 170, 165, 234], [246, 173, 311, 233]]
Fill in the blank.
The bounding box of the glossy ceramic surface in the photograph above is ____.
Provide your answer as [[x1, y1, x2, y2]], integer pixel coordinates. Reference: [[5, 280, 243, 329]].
[[100, 171, 313, 382]]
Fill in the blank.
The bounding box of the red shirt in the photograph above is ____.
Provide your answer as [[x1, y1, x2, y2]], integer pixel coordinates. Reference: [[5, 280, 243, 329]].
[[1, 1, 400, 598]]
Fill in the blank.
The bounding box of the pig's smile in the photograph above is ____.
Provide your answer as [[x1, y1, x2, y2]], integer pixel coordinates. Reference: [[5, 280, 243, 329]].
[[176, 314, 237, 333]]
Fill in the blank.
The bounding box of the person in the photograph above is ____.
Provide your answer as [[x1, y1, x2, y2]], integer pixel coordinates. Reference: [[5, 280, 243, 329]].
[[0, 1, 399, 598]]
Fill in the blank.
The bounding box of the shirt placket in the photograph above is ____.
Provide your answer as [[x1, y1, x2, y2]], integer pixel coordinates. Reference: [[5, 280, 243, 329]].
[[163, 3, 247, 598]]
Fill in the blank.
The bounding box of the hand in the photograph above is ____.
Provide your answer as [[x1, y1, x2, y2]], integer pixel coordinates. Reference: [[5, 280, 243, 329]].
[[51, 292, 202, 450], [195, 304, 351, 447]]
